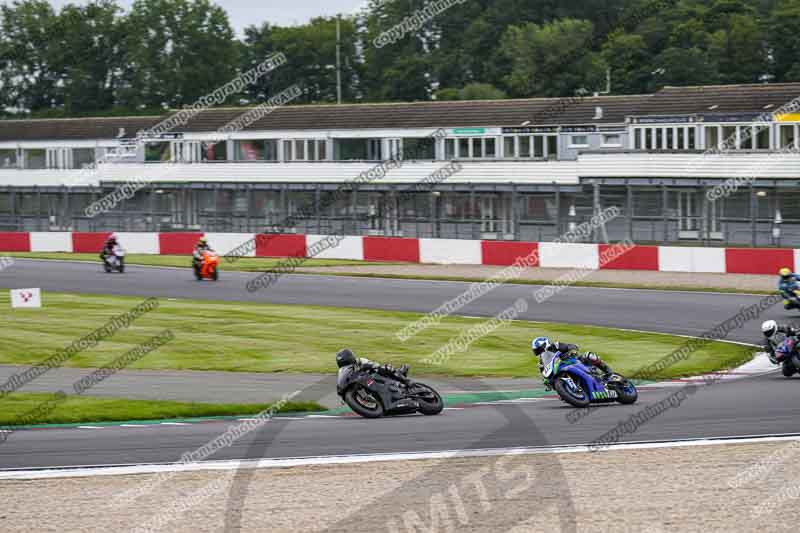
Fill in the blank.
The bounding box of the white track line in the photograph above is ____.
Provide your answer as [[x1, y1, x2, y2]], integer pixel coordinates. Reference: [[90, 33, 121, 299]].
[[3, 434, 799, 481]]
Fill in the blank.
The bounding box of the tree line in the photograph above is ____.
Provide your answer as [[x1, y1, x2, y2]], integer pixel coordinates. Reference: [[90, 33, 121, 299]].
[[0, 0, 798, 118]]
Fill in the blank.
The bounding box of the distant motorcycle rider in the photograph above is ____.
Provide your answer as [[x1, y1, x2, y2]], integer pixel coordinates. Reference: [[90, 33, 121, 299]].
[[531, 337, 614, 378], [193, 237, 213, 269], [761, 320, 799, 364], [778, 268, 800, 309], [100, 233, 119, 259], [336, 349, 409, 382]]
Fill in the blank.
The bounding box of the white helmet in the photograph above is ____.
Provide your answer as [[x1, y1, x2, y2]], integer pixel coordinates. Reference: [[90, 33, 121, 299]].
[[762, 320, 778, 338]]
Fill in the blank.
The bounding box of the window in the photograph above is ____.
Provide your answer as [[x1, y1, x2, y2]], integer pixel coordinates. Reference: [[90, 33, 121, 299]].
[[201, 141, 227, 161], [503, 137, 515, 158], [533, 136, 544, 157], [445, 139, 456, 160], [602, 134, 622, 147], [235, 140, 279, 161], [519, 136, 531, 157], [458, 138, 469, 158], [0, 149, 17, 169], [334, 139, 368, 160], [570, 135, 589, 148], [294, 140, 305, 160], [755, 126, 771, 150], [72, 148, 95, 169], [403, 138, 435, 160], [145, 142, 171, 162], [283, 140, 293, 161], [705, 127, 719, 149], [484, 138, 496, 158], [780, 125, 797, 149]]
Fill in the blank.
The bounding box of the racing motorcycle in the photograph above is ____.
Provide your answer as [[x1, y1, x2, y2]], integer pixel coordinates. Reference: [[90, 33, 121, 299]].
[[336, 356, 444, 418], [101, 245, 125, 273], [783, 290, 800, 312], [193, 250, 219, 281], [774, 336, 800, 378], [540, 349, 638, 408]]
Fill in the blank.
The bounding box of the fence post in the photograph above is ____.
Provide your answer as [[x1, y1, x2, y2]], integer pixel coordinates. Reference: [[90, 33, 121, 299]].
[[750, 185, 757, 247], [661, 184, 669, 244], [626, 182, 633, 242]]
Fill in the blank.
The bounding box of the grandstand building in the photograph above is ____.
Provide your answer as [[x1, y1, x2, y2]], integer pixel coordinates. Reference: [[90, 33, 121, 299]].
[[0, 82, 798, 247]]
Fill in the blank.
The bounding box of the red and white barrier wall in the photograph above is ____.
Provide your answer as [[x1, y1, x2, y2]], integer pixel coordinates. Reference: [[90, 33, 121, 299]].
[[1, 231, 798, 276]]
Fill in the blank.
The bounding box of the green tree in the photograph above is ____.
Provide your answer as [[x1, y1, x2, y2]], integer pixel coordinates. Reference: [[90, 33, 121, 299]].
[[601, 30, 652, 94], [435, 83, 507, 100], [241, 16, 361, 105], [53, 1, 125, 113], [768, 0, 800, 81], [0, 0, 62, 112], [118, 0, 239, 109], [500, 18, 607, 97]]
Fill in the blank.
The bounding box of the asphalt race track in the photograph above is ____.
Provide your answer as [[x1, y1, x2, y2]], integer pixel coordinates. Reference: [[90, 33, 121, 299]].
[[1, 259, 798, 470]]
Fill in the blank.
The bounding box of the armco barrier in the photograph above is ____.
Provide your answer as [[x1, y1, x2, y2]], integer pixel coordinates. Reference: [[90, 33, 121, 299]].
[[363, 236, 420, 263], [600, 244, 658, 270], [159, 232, 204, 255], [0, 232, 30, 252], [72, 232, 111, 254], [481, 241, 538, 267], [255, 234, 306, 258], [725, 248, 794, 275], [0, 231, 797, 276]]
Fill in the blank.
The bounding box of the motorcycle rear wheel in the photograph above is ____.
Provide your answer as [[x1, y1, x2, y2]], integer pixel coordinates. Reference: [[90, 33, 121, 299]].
[[412, 383, 444, 416], [554, 376, 591, 408], [344, 386, 384, 418]]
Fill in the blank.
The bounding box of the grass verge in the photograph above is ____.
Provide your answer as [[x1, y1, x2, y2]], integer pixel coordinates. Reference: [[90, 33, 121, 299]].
[[0, 392, 322, 426], [295, 271, 775, 295], [3, 252, 395, 271], [0, 292, 754, 379]]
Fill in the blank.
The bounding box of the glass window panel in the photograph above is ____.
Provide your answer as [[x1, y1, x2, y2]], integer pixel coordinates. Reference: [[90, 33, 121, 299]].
[[534, 136, 544, 157], [458, 138, 469, 158], [294, 140, 305, 160], [484, 138, 496, 158], [0, 149, 17, 168], [145, 143, 170, 162], [503, 137, 515, 158], [519, 136, 531, 157], [445, 139, 456, 159]]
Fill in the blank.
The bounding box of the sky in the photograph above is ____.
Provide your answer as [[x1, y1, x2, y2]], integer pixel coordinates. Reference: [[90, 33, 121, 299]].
[[38, 0, 370, 32]]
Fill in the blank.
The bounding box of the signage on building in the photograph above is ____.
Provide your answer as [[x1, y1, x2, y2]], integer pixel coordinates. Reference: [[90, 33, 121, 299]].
[[561, 125, 597, 133], [702, 113, 770, 123], [156, 132, 184, 139], [451, 128, 487, 135], [632, 116, 697, 124], [501, 126, 558, 134], [776, 113, 800, 122]]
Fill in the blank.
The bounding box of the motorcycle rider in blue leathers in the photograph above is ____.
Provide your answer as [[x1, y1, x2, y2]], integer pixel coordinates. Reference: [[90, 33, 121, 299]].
[[778, 268, 800, 309], [532, 337, 614, 385]]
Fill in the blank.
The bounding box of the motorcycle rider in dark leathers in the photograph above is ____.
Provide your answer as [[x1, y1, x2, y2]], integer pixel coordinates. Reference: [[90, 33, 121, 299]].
[[336, 349, 409, 382], [100, 233, 119, 260], [531, 337, 614, 379], [761, 320, 799, 364]]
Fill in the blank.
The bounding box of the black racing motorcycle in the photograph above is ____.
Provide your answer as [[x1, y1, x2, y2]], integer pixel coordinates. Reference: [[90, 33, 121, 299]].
[[336, 353, 444, 418]]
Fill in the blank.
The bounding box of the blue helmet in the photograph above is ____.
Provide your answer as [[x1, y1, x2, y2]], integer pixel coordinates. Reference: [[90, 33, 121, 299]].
[[532, 337, 550, 356]]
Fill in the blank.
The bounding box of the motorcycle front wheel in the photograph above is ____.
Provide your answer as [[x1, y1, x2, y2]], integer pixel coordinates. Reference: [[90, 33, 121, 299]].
[[614, 379, 638, 405], [412, 383, 444, 416], [554, 376, 590, 408], [344, 386, 384, 418], [782, 360, 796, 377]]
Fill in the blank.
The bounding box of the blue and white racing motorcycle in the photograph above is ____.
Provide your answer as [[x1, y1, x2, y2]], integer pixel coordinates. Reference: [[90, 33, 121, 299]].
[[540, 350, 638, 408]]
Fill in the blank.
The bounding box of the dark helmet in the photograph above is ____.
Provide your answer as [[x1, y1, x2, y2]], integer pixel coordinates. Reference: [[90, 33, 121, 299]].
[[336, 348, 356, 368]]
